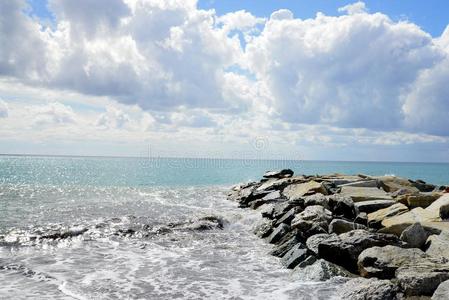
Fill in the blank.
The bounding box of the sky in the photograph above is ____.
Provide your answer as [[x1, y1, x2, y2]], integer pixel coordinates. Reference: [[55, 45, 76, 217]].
[[0, 0, 449, 161]]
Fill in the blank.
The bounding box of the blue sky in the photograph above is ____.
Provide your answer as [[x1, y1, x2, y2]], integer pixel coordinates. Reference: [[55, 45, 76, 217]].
[[1, 0, 449, 161]]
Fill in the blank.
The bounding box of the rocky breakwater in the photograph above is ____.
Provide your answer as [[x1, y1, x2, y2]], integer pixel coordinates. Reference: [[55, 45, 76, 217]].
[[228, 169, 449, 299]]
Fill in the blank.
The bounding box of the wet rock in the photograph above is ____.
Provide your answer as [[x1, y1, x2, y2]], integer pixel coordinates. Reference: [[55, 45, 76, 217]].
[[358, 245, 429, 279], [327, 194, 356, 219], [306, 233, 337, 255], [340, 186, 393, 202], [292, 259, 354, 281], [296, 255, 317, 268], [283, 181, 328, 201], [263, 169, 294, 179], [250, 190, 283, 209], [329, 219, 368, 235], [291, 205, 333, 234], [432, 279, 449, 300], [281, 243, 308, 269], [275, 207, 300, 226], [266, 223, 290, 244], [271, 199, 304, 220], [400, 222, 428, 248], [317, 230, 404, 272], [253, 219, 274, 238], [367, 203, 409, 228], [256, 177, 304, 192], [355, 200, 396, 214], [269, 233, 302, 257], [338, 277, 402, 300]]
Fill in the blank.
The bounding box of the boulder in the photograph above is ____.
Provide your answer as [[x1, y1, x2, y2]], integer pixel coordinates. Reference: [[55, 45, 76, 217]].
[[327, 194, 356, 219], [338, 277, 402, 300], [339, 180, 380, 188], [432, 279, 449, 300], [266, 223, 290, 244], [250, 191, 284, 209], [340, 186, 393, 202], [355, 200, 396, 214], [396, 264, 449, 296], [358, 245, 429, 279], [253, 219, 274, 238], [381, 207, 441, 229], [269, 234, 302, 257], [426, 232, 449, 261], [291, 205, 333, 234], [377, 176, 420, 194], [400, 222, 428, 248], [303, 194, 330, 210], [405, 193, 441, 208], [317, 230, 404, 272], [283, 181, 328, 201], [426, 194, 449, 220], [292, 259, 354, 281], [354, 212, 368, 226], [281, 243, 309, 269], [413, 179, 437, 193], [275, 207, 300, 226], [306, 233, 337, 255], [380, 221, 444, 237], [329, 219, 368, 235], [263, 169, 294, 179], [270, 199, 303, 220], [256, 176, 304, 192], [295, 255, 317, 269], [367, 203, 409, 228]]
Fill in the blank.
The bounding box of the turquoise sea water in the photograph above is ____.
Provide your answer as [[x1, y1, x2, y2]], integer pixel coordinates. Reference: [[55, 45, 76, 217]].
[[0, 155, 448, 299]]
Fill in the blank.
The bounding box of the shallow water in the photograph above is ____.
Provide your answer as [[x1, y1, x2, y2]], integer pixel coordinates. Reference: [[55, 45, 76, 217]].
[[1, 156, 448, 299]]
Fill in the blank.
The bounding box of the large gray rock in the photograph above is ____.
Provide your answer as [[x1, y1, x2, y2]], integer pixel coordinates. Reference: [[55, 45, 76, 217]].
[[355, 200, 396, 214], [381, 207, 442, 231], [269, 234, 302, 257], [266, 223, 290, 244], [339, 180, 380, 188], [426, 194, 449, 219], [340, 186, 393, 202], [396, 263, 449, 296], [367, 203, 409, 228], [318, 230, 403, 272], [291, 205, 333, 235], [303, 194, 330, 210], [256, 176, 304, 192], [306, 233, 337, 255], [327, 194, 356, 219], [275, 207, 300, 226], [377, 175, 420, 194], [358, 245, 429, 279], [253, 219, 274, 238], [426, 232, 449, 261], [281, 243, 308, 269], [283, 181, 328, 201], [400, 222, 428, 248], [328, 219, 368, 235], [338, 278, 402, 300], [292, 259, 354, 281], [432, 279, 449, 299]]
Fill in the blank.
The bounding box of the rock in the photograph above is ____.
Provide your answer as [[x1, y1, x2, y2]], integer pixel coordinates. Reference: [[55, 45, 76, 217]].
[[291, 205, 333, 234], [339, 180, 380, 188], [381, 207, 442, 229], [426, 232, 449, 261], [426, 194, 449, 220], [250, 190, 283, 209], [338, 277, 402, 300], [275, 207, 299, 226], [367, 203, 409, 228], [317, 230, 404, 272], [256, 176, 304, 192], [406, 193, 441, 208], [400, 223, 428, 248], [263, 169, 294, 179], [380, 221, 444, 237], [281, 243, 309, 269], [327, 194, 356, 219], [266, 223, 290, 244], [283, 181, 328, 201], [329, 219, 368, 235], [377, 175, 420, 194], [269, 233, 302, 257], [413, 180, 437, 193], [358, 245, 429, 279], [354, 212, 368, 226], [292, 259, 354, 281], [295, 255, 317, 268], [306, 233, 337, 255], [340, 186, 393, 202], [396, 263, 449, 296], [355, 200, 396, 214], [271, 199, 304, 220], [253, 219, 274, 238], [303, 194, 330, 210], [432, 279, 449, 299]]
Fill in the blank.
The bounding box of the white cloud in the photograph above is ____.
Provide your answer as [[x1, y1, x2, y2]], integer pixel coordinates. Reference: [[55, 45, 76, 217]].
[[32, 102, 77, 126], [0, 100, 8, 118], [338, 2, 367, 15]]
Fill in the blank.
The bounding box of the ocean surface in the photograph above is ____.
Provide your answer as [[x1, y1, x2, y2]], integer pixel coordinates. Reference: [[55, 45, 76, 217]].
[[1, 155, 449, 300]]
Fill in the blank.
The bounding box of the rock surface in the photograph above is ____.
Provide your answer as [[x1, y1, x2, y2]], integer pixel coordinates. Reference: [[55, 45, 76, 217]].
[[400, 222, 428, 248], [340, 186, 393, 202], [329, 219, 368, 235], [367, 203, 409, 228], [354, 200, 396, 214], [338, 277, 402, 300], [432, 279, 449, 300], [292, 259, 354, 281], [263, 169, 294, 179]]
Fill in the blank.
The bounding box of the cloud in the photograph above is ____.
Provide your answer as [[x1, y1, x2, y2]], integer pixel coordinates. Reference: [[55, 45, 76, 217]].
[[32, 102, 77, 126], [338, 2, 367, 15], [245, 8, 446, 134], [95, 107, 130, 129], [0, 100, 8, 118]]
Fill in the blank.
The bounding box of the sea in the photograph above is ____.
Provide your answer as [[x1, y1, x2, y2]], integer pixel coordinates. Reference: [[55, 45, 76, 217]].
[[1, 155, 448, 300]]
